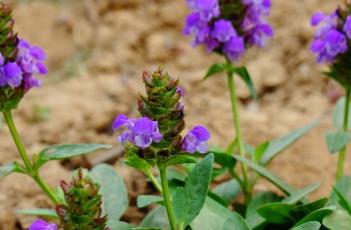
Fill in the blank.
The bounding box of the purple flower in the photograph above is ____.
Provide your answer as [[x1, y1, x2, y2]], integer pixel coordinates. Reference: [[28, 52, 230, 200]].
[[310, 11, 348, 63], [0, 62, 23, 88], [223, 37, 245, 61], [343, 16, 351, 39], [211, 20, 237, 42], [182, 125, 210, 154], [29, 219, 57, 230], [184, 0, 273, 61], [113, 114, 163, 148]]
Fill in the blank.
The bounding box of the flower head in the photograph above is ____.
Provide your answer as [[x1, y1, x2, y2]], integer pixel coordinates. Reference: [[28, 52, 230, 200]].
[[113, 114, 163, 148], [182, 125, 211, 154], [310, 11, 348, 63], [184, 0, 273, 61], [29, 219, 57, 230]]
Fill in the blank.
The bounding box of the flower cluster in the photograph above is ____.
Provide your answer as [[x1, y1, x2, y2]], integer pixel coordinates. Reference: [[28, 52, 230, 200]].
[[310, 10, 351, 63], [0, 39, 47, 91], [184, 0, 273, 61]]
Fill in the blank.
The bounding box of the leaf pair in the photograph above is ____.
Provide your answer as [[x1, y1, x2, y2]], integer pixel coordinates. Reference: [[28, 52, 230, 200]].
[[204, 63, 257, 99]]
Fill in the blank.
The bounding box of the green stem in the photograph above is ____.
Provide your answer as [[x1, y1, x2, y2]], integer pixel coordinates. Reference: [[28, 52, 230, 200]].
[[33, 174, 59, 204], [225, 59, 250, 200], [3, 111, 33, 172], [146, 171, 162, 193], [2, 110, 59, 204], [159, 166, 177, 230], [337, 89, 351, 180]]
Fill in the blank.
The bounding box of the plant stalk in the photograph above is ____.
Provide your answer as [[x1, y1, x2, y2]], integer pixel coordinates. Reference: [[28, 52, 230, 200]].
[[146, 171, 162, 193], [337, 89, 351, 180], [225, 59, 250, 201], [3, 110, 59, 204], [159, 166, 177, 230]]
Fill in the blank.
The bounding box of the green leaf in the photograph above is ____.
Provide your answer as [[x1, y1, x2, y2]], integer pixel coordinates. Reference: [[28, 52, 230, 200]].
[[291, 221, 321, 230], [322, 209, 351, 230], [257, 203, 295, 224], [295, 198, 329, 215], [38, 144, 111, 165], [173, 154, 214, 227], [0, 162, 24, 178], [211, 150, 236, 169], [253, 142, 269, 163], [164, 154, 197, 167], [137, 195, 163, 208], [204, 63, 226, 80], [330, 176, 351, 212], [191, 198, 244, 230], [124, 152, 152, 175], [221, 212, 250, 230], [333, 188, 351, 215], [90, 164, 128, 222], [108, 220, 133, 230], [246, 191, 282, 218], [260, 122, 317, 164], [16, 208, 58, 218], [295, 206, 335, 226], [282, 183, 320, 205], [139, 206, 169, 230], [333, 97, 351, 130], [325, 131, 351, 154], [233, 155, 295, 195], [232, 66, 257, 99], [213, 179, 241, 205]]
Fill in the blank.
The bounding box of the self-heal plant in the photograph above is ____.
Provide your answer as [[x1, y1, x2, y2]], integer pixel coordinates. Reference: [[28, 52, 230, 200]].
[[310, 3, 351, 180], [184, 0, 274, 203], [0, 3, 116, 228], [113, 69, 213, 230]]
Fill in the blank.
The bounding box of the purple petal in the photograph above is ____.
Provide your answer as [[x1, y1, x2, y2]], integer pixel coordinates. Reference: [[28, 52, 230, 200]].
[[29, 219, 57, 230], [18, 39, 31, 49], [4, 62, 23, 88], [36, 62, 48, 74], [189, 125, 210, 141], [134, 135, 153, 148], [112, 114, 130, 130], [30, 47, 46, 61], [311, 12, 325, 26]]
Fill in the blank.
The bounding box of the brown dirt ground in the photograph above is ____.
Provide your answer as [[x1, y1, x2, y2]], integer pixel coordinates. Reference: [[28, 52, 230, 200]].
[[0, 0, 348, 229]]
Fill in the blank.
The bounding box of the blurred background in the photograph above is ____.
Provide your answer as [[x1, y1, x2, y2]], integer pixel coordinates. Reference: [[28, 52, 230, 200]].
[[0, 0, 346, 228]]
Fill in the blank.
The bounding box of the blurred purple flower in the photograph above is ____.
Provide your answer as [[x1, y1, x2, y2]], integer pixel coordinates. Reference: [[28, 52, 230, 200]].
[[113, 114, 163, 148], [0, 62, 23, 88], [182, 125, 210, 154], [176, 86, 185, 97], [29, 219, 57, 230], [184, 0, 273, 61], [310, 11, 348, 63]]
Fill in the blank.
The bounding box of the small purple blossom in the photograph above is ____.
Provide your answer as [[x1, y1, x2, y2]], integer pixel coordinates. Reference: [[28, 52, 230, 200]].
[[112, 114, 163, 148], [29, 219, 57, 230], [0, 39, 47, 90], [310, 11, 349, 63], [184, 0, 273, 61], [182, 125, 211, 154], [176, 86, 185, 97]]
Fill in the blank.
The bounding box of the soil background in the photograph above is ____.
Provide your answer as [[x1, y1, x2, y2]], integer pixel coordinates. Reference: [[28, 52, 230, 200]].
[[0, 0, 347, 229]]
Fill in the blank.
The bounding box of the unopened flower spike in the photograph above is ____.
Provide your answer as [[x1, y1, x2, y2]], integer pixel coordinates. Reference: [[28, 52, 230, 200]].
[[184, 0, 273, 61], [113, 68, 211, 157], [0, 3, 47, 111], [56, 168, 109, 230]]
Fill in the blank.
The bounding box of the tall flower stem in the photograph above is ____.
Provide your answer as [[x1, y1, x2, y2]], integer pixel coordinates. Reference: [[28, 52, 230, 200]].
[[225, 59, 250, 200], [159, 166, 177, 230], [336, 89, 351, 180], [146, 171, 162, 193], [2, 110, 59, 204]]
